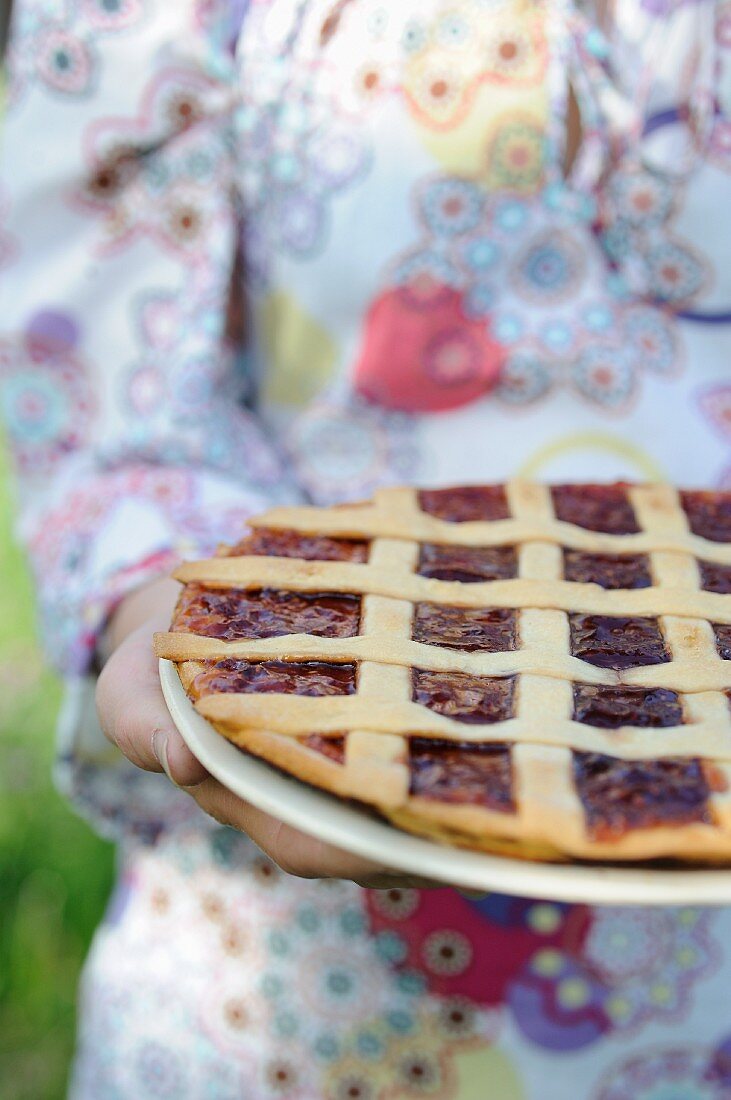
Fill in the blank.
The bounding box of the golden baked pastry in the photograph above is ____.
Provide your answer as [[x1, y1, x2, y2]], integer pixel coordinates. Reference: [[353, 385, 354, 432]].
[[155, 481, 731, 864]]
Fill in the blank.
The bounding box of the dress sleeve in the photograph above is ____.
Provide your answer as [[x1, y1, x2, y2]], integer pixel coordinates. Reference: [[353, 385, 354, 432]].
[[0, 1, 301, 839], [0, 0, 294, 679]]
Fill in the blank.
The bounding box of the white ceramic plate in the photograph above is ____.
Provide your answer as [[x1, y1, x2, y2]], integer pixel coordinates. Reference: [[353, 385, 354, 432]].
[[160, 659, 731, 906]]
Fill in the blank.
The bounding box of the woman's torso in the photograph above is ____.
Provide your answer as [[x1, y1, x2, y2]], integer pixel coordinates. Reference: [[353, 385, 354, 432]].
[[236, 0, 731, 498], [76, 2, 731, 1097]]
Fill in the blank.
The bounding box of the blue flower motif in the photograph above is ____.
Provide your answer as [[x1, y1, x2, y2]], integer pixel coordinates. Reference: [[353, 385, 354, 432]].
[[436, 11, 470, 48], [513, 232, 585, 303], [646, 241, 706, 304], [523, 244, 570, 291], [584, 303, 614, 332], [419, 178, 484, 237], [324, 966, 356, 999], [571, 342, 634, 410], [496, 348, 553, 405], [459, 236, 501, 273], [268, 930, 290, 957], [387, 1009, 415, 1034], [375, 930, 409, 964], [584, 28, 608, 59], [297, 906, 321, 934], [402, 20, 427, 53], [493, 198, 529, 232], [209, 825, 247, 869], [493, 312, 524, 344], [623, 306, 680, 375], [2, 374, 68, 444], [396, 969, 427, 997], [314, 1033, 340, 1061], [273, 1011, 299, 1038], [540, 320, 574, 353], [356, 1029, 385, 1058], [340, 907, 367, 936], [464, 281, 496, 319], [260, 973, 284, 1000]]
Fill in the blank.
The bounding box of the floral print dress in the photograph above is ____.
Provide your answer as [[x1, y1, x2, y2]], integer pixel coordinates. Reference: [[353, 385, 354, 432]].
[[2, 0, 731, 1096]]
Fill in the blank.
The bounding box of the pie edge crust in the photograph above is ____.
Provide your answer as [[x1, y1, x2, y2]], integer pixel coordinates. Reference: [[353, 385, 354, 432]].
[[157, 481, 731, 866]]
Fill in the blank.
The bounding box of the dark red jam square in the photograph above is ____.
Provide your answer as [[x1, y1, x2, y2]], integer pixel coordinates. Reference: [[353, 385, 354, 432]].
[[192, 659, 357, 700], [572, 684, 683, 728], [563, 550, 652, 589], [230, 528, 369, 562], [409, 739, 514, 811], [413, 603, 517, 652], [419, 485, 510, 523], [413, 670, 515, 724], [418, 543, 517, 583], [713, 624, 731, 660], [681, 491, 731, 543], [302, 734, 346, 764], [699, 561, 731, 593], [552, 484, 639, 534], [173, 584, 361, 640], [569, 614, 669, 669], [573, 752, 710, 839]]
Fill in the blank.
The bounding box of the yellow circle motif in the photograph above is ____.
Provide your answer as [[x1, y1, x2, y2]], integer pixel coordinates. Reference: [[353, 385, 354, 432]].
[[518, 432, 667, 482]]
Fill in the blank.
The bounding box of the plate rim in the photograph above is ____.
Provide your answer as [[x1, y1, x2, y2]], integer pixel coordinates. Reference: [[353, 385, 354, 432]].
[[160, 658, 731, 906]]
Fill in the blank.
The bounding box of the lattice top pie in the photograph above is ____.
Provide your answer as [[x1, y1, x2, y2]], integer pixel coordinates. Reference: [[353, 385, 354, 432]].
[[154, 481, 731, 864]]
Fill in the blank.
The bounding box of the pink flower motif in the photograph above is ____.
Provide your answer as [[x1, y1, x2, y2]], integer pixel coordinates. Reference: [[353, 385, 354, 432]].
[[125, 363, 166, 415], [80, 0, 146, 31], [138, 293, 181, 351], [36, 28, 94, 95], [718, 6, 731, 48], [0, 311, 94, 476], [596, 1045, 726, 1099], [571, 341, 635, 413], [697, 385, 731, 442], [76, 66, 231, 256], [710, 120, 731, 162]]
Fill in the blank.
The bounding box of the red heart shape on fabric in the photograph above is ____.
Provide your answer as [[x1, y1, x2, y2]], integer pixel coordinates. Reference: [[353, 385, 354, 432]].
[[353, 280, 504, 413]]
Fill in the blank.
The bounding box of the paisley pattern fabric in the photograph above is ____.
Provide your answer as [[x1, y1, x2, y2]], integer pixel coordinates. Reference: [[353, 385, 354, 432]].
[[2, 0, 731, 1096]]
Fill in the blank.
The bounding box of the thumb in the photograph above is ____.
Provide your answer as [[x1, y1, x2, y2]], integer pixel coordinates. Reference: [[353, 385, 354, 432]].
[[96, 620, 208, 788]]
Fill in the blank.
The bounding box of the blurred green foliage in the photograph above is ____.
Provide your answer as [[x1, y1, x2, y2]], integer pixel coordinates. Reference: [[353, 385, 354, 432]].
[[0, 446, 114, 1100]]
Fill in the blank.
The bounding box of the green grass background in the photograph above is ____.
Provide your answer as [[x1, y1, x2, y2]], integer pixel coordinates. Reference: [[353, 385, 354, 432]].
[[0, 444, 114, 1100]]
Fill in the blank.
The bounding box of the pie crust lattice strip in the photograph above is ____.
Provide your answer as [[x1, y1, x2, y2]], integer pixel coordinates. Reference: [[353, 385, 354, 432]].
[[155, 481, 731, 864]]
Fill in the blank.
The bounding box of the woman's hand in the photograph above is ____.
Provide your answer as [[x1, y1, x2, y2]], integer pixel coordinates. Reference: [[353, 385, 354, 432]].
[[95, 579, 436, 888]]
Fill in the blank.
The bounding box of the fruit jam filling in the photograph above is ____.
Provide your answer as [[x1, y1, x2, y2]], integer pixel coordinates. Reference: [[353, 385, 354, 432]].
[[714, 624, 731, 661], [573, 684, 683, 728], [573, 753, 710, 839], [552, 484, 640, 534], [302, 735, 346, 764], [413, 670, 515, 724], [681, 491, 731, 543], [418, 543, 517, 583], [413, 603, 518, 652], [563, 550, 651, 590], [409, 740, 514, 812], [699, 561, 731, 594], [569, 614, 669, 670], [173, 584, 361, 640], [419, 485, 510, 523], [191, 659, 357, 700], [230, 528, 369, 562]]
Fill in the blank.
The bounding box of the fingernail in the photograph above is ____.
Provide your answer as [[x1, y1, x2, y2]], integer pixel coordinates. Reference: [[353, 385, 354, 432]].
[[152, 729, 176, 785]]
